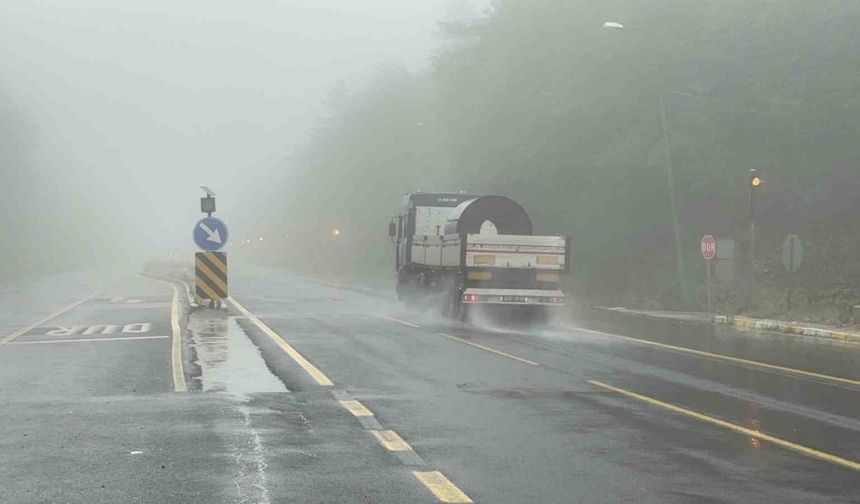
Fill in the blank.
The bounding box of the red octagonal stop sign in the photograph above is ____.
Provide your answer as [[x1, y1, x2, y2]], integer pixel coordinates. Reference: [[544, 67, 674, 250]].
[[701, 235, 717, 260]]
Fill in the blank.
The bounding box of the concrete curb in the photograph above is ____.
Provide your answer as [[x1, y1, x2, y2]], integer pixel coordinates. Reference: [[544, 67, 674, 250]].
[[180, 279, 199, 309], [712, 315, 860, 343]]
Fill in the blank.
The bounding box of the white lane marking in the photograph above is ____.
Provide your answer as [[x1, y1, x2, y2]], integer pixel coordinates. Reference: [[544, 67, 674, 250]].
[[44, 322, 152, 336], [0, 291, 101, 345], [82, 325, 120, 335], [228, 297, 334, 387], [44, 326, 86, 336], [106, 303, 170, 309], [7, 335, 169, 345], [377, 314, 421, 328], [110, 297, 145, 304]]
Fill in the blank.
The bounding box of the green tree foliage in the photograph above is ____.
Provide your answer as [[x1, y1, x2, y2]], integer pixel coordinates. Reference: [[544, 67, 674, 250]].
[[276, 0, 860, 312]]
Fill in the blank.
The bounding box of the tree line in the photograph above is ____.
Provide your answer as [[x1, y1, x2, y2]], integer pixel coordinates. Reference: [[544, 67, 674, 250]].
[[263, 0, 860, 320]]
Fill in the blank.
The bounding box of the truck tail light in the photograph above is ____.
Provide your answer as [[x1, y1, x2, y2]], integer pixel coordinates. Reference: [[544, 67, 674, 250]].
[[463, 294, 478, 302]]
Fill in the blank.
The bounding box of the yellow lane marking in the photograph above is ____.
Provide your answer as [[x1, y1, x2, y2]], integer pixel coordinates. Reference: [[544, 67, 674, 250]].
[[0, 291, 100, 346], [162, 281, 188, 392], [195, 259, 228, 292], [339, 399, 374, 417], [412, 471, 473, 503], [441, 333, 540, 366], [378, 314, 421, 328], [588, 379, 860, 472], [229, 297, 334, 386], [7, 335, 169, 345], [573, 326, 860, 387], [370, 430, 413, 452]]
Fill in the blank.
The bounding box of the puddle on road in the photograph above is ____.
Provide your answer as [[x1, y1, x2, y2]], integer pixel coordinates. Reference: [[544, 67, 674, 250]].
[[188, 310, 287, 395]]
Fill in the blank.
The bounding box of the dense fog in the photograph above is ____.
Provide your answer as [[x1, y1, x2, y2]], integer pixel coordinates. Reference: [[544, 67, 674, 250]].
[[3, 0, 860, 321], [0, 0, 486, 279]]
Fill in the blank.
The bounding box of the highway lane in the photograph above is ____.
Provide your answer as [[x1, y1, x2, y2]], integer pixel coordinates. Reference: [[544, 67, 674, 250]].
[[4, 268, 859, 503], [0, 274, 437, 504], [230, 268, 860, 503]]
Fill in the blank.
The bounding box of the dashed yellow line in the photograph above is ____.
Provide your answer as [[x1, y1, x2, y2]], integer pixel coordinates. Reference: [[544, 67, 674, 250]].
[[412, 471, 473, 503], [339, 399, 374, 417], [229, 297, 334, 386], [588, 379, 860, 472], [0, 291, 100, 346], [573, 326, 860, 387], [441, 333, 540, 366], [370, 430, 413, 452], [378, 314, 422, 328]]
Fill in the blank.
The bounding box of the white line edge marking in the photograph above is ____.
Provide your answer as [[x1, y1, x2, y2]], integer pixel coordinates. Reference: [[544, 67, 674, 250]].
[[228, 297, 334, 386], [0, 291, 101, 345], [378, 314, 421, 328], [440, 333, 540, 366], [8, 335, 169, 345]]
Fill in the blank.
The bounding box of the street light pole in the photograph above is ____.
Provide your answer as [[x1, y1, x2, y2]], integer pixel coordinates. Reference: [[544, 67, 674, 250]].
[[603, 21, 688, 300], [749, 169, 762, 268], [658, 89, 687, 300]]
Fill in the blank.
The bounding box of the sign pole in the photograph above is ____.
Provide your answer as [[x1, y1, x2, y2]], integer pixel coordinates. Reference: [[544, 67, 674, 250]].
[[706, 259, 712, 313], [780, 235, 803, 313], [787, 236, 794, 311], [700, 235, 717, 313]]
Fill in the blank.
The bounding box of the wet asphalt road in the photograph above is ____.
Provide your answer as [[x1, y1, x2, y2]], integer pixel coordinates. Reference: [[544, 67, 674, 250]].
[[2, 269, 860, 503]]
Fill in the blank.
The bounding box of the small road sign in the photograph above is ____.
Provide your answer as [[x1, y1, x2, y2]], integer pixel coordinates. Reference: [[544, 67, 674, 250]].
[[782, 235, 803, 273], [193, 217, 228, 251], [701, 235, 717, 260], [195, 252, 227, 300]]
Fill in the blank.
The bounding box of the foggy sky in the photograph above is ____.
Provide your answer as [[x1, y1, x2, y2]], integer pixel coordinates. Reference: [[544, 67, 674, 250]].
[[0, 0, 486, 268]]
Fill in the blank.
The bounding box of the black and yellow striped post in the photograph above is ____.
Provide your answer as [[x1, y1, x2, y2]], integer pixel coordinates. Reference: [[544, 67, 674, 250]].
[[195, 252, 227, 300]]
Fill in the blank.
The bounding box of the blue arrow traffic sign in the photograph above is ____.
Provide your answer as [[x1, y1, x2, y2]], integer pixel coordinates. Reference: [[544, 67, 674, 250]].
[[193, 217, 229, 251]]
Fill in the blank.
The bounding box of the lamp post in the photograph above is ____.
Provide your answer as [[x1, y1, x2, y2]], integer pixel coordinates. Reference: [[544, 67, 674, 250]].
[[749, 169, 762, 266], [603, 21, 688, 301]]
